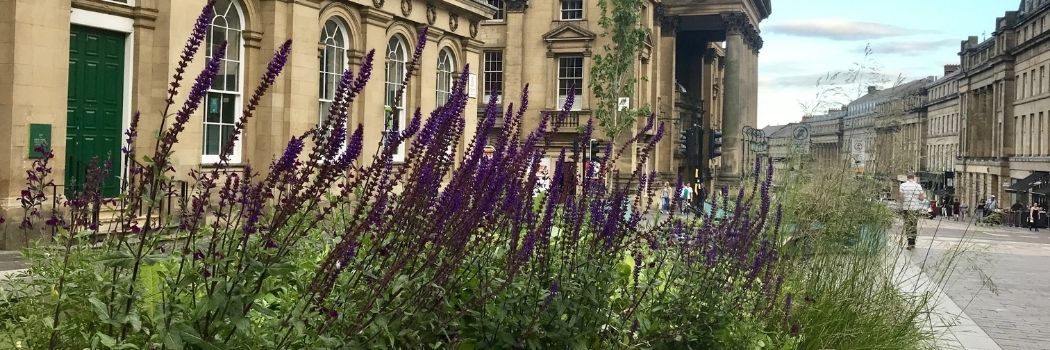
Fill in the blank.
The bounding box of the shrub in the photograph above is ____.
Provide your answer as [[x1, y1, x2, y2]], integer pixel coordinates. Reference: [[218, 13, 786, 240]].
[[772, 165, 935, 349], [0, 3, 792, 349]]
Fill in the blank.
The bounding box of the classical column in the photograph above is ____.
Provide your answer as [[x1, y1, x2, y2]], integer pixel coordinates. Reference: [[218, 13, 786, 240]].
[[717, 13, 753, 183]]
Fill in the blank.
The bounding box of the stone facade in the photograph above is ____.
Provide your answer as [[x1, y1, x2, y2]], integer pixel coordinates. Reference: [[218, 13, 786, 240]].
[[924, 65, 961, 197], [0, 0, 494, 249], [0, 0, 772, 249], [956, 0, 1050, 210]]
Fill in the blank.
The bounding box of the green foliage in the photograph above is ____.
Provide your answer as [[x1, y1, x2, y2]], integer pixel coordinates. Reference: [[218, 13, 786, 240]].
[[773, 164, 937, 349], [590, 0, 651, 139]]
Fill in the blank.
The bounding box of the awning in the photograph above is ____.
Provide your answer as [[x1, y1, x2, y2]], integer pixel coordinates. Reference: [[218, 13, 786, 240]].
[[1006, 171, 1050, 192], [1033, 183, 1050, 196]]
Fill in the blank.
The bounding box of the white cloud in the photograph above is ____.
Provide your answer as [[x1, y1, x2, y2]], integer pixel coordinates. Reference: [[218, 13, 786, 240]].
[[766, 19, 921, 41]]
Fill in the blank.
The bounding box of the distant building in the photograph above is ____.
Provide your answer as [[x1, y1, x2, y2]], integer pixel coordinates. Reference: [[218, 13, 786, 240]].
[[956, 0, 1050, 209]]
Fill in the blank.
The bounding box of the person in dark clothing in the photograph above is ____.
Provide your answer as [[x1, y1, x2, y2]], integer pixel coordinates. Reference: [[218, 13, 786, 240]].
[[1012, 202, 1026, 227], [1029, 202, 1042, 232], [952, 199, 961, 221]]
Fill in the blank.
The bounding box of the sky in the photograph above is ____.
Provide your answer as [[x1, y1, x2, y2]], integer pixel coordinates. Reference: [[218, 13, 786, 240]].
[[757, 0, 1016, 127]]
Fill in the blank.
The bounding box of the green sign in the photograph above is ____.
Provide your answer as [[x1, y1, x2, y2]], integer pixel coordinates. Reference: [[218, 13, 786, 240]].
[[28, 123, 51, 159]]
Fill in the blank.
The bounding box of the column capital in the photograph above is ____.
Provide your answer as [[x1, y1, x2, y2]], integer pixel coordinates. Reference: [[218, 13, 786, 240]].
[[506, 0, 528, 13], [721, 12, 751, 35]]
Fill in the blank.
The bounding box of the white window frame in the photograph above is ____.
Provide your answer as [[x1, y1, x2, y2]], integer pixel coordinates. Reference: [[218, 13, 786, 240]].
[[436, 48, 455, 107], [483, 50, 503, 104], [486, 0, 505, 21], [557, 55, 584, 111], [319, 17, 350, 126], [385, 35, 409, 162], [561, 0, 584, 20], [202, 0, 245, 164]]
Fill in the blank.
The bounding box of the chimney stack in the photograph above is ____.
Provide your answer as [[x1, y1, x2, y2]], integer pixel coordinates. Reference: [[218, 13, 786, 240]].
[[944, 64, 960, 75], [867, 86, 877, 94]]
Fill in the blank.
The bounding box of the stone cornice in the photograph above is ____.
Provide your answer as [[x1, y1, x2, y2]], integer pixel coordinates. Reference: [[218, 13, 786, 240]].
[[361, 7, 394, 26], [71, 0, 158, 28], [506, 0, 528, 13]]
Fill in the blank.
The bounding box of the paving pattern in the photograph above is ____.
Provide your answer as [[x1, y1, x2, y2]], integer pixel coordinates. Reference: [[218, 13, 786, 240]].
[[912, 219, 1050, 350]]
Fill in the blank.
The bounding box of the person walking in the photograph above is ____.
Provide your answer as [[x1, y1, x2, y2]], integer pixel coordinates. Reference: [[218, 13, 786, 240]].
[[660, 182, 672, 214], [1029, 202, 1042, 232], [899, 174, 926, 250], [987, 195, 998, 219], [976, 198, 986, 224], [953, 198, 961, 221], [679, 183, 694, 214]]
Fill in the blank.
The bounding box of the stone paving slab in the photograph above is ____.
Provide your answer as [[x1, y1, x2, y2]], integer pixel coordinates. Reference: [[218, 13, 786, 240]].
[[893, 250, 1003, 350]]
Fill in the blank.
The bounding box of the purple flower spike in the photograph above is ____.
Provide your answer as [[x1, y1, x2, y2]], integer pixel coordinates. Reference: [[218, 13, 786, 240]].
[[220, 39, 293, 163], [160, 43, 226, 158]]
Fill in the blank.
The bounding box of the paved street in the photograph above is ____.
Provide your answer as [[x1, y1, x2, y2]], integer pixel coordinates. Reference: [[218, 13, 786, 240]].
[[911, 218, 1050, 349]]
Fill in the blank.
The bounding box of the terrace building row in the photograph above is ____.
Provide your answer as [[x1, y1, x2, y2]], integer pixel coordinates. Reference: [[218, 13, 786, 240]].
[[765, 0, 1050, 207], [0, 0, 771, 249]]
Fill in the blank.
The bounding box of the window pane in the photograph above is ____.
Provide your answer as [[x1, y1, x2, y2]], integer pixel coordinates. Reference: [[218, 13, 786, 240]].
[[487, 0, 504, 20], [205, 124, 221, 155], [221, 94, 236, 124], [221, 125, 234, 152], [206, 93, 222, 123], [226, 30, 241, 60], [223, 61, 240, 91]]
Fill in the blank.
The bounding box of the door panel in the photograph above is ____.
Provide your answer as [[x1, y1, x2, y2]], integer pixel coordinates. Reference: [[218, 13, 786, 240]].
[[66, 25, 125, 198]]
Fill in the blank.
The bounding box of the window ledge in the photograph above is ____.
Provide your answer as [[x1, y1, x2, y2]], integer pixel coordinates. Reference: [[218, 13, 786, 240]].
[[201, 163, 247, 169]]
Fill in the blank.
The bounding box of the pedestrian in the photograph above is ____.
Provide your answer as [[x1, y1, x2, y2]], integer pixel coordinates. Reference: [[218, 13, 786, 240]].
[[976, 198, 986, 224], [1011, 201, 1026, 227], [660, 182, 672, 214], [929, 200, 938, 219], [953, 198, 961, 221], [1028, 202, 1042, 232], [534, 165, 551, 198], [679, 183, 694, 214], [987, 195, 998, 217], [899, 174, 926, 250]]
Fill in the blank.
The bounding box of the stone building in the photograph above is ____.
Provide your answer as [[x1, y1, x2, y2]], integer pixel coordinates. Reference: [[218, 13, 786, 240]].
[[842, 86, 881, 173], [924, 65, 961, 199], [476, 0, 771, 187], [956, 0, 1050, 209], [0, 0, 495, 249], [799, 107, 844, 169], [0, 0, 771, 248], [871, 78, 931, 188]]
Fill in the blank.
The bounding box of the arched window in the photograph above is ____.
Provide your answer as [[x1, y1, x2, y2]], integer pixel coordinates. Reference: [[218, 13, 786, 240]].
[[319, 18, 349, 125], [203, 0, 244, 163], [385, 34, 408, 161], [436, 48, 455, 106]]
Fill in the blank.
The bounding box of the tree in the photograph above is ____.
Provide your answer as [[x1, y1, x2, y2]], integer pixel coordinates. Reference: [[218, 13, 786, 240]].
[[590, 0, 650, 140]]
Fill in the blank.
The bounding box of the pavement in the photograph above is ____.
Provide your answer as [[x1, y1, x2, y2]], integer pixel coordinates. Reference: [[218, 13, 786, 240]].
[[0, 250, 25, 279], [908, 218, 1050, 349]]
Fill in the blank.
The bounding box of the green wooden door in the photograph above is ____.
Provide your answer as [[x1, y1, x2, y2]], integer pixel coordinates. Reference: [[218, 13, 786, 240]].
[[66, 25, 125, 197]]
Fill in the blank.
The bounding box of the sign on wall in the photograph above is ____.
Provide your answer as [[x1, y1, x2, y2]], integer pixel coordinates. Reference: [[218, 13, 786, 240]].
[[468, 73, 478, 99], [851, 138, 865, 165]]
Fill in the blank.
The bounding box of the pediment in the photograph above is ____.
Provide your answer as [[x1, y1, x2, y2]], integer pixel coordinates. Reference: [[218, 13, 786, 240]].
[[542, 24, 597, 43]]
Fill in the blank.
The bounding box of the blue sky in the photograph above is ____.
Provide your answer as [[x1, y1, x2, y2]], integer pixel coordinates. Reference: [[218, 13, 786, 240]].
[[758, 0, 1015, 127]]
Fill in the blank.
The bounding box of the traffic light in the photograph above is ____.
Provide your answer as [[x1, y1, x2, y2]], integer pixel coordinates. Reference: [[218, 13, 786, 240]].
[[708, 129, 723, 159], [589, 139, 600, 162], [677, 130, 688, 155]]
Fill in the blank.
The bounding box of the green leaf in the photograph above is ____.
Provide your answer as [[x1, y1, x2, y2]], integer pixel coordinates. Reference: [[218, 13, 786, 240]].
[[89, 297, 111, 322], [141, 253, 171, 264], [127, 312, 142, 332], [267, 262, 296, 276], [162, 329, 184, 350], [97, 332, 117, 348], [98, 251, 135, 268], [177, 324, 221, 350]]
